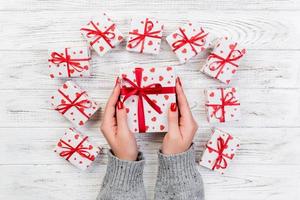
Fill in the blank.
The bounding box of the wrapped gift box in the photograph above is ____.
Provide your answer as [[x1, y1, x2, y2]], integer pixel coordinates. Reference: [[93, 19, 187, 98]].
[[54, 128, 101, 170], [120, 66, 176, 133], [126, 17, 163, 54], [201, 37, 246, 84], [48, 46, 91, 78], [80, 13, 124, 56], [166, 22, 212, 63], [200, 128, 240, 174], [204, 87, 241, 123], [50, 81, 99, 127]]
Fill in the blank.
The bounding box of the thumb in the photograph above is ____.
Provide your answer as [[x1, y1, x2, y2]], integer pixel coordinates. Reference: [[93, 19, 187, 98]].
[[167, 102, 180, 134], [116, 101, 130, 133]]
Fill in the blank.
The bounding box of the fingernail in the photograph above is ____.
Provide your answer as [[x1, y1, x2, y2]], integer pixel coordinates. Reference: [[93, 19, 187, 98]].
[[117, 101, 124, 110], [170, 103, 177, 112], [177, 77, 182, 87], [114, 77, 119, 87]]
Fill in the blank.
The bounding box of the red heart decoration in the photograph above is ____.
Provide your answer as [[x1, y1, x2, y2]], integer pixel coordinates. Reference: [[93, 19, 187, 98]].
[[151, 117, 156, 122], [229, 44, 235, 50], [74, 134, 79, 139], [232, 69, 236, 74], [148, 40, 153, 46], [132, 29, 139, 33], [232, 88, 236, 93], [166, 66, 172, 71], [126, 108, 130, 113], [241, 49, 246, 54], [143, 76, 148, 81], [150, 67, 155, 72], [159, 76, 164, 81], [99, 46, 104, 52], [63, 84, 68, 89], [50, 74, 54, 78], [89, 145, 93, 150], [152, 99, 157, 104], [121, 74, 127, 79], [118, 36, 123, 41], [84, 65, 89, 70], [172, 33, 177, 39], [160, 125, 165, 130], [209, 92, 214, 97], [61, 99, 66, 104], [79, 121, 84, 126], [57, 142, 62, 147], [226, 80, 230, 84], [181, 48, 187, 53], [164, 95, 169, 100]]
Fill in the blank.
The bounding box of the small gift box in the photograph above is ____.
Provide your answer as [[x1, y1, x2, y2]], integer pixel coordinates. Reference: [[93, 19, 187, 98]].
[[204, 87, 241, 123], [200, 128, 240, 174], [48, 46, 91, 78], [54, 128, 101, 170], [166, 22, 211, 63], [201, 37, 246, 84], [50, 81, 99, 126], [120, 66, 176, 133], [80, 13, 124, 56], [126, 17, 163, 54]]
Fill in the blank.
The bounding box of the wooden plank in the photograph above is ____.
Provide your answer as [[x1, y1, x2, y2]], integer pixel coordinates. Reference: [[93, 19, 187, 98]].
[[0, 88, 299, 128], [1, 0, 300, 11], [0, 127, 299, 165], [1, 49, 299, 90], [0, 11, 298, 50]]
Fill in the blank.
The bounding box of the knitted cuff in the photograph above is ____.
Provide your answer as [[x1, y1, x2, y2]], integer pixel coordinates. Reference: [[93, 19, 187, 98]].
[[102, 150, 145, 191], [157, 144, 199, 183]]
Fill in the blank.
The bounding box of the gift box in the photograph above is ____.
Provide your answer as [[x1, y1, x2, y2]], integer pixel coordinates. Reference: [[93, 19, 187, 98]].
[[54, 128, 101, 170], [120, 66, 176, 133], [204, 87, 241, 123], [166, 22, 211, 63], [201, 37, 246, 84], [126, 17, 163, 54], [80, 13, 124, 56], [200, 128, 240, 174], [48, 46, 91, 78], [50, 81, 99, 126]]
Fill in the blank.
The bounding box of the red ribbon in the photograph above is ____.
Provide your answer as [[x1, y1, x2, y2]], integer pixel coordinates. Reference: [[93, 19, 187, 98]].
[[59, 136, 95, 161], [205, 88, 240, 122], [55, 89, 91, 119], [172, 28, 208, 55], [128, 18, 162, 53], [81, 21, 116, 47], [48, 48, 91, 77], [208, 43, 244, 79], [206, 135, 234, 170], [120, 68, 176, 132]]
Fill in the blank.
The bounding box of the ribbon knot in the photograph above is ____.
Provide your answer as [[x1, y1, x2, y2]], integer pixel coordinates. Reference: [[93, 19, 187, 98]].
[[59, 136, 95, 161], [206, 135, 233, 170], [48, 48, 91, 77], [128, 18, 162, 53], [120, 68, 176, 132], [208, 43, 244, 79], [172, 28, 208, 55], [81, 21, 116, 48], [205, 88, 240, 122], [55, 90, 92, 119]]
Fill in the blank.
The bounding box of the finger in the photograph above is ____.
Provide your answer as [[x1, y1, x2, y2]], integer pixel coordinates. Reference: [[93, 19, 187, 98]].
[[116, 101, 130, 134], [167, 102, 180, 136], [103, 77, 120, 120], [176, 77, 193, 118]]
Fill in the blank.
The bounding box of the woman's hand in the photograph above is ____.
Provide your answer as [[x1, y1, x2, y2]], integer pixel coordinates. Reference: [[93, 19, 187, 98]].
[[100, 78, 138, 161], [162, 77, 198, 155]]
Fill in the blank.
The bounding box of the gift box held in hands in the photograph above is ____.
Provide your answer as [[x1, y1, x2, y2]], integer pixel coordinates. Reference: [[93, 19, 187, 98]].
[[80, 13, 124, 56], [48, 46, 91, 78], [126, 18, 163, 54], [50, 81, 99, 127], [120, 66, 176, 133], [166, 22, 211, 63], [54, 128, 101, 170], [204, 87, 241, 123], [200, 128, 240, 174], [201, 37, 246, 84]]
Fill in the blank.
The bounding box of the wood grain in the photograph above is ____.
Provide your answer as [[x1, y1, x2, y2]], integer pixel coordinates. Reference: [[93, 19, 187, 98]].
[[1, 0, 300, 199]]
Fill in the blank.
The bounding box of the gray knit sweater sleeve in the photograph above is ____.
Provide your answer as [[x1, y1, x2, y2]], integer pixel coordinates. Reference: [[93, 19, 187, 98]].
[[154, 144, 205, 200], [97, 150, 146, 200]]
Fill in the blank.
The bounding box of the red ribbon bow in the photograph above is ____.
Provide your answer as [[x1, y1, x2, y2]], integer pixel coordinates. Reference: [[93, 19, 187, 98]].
[[48, 48, 91, 77], [208, 43, 244, 79], [205, 88, 240, 122], [59, 136, 95, 161], [120, 68, 176, 132], [81, 21, 116, 48], [128, 18, 162, 53], [55, 89, 91, 119], [172, 28, 208, 55], [206, 135, 234, 170]]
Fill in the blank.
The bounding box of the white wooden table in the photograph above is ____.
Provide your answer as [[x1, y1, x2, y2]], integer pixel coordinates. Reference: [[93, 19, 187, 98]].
[[1, 1, 300, 199]]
